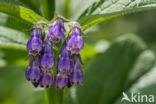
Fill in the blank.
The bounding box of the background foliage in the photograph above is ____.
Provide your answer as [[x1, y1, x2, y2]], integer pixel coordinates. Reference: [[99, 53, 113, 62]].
[[0, 0, 156, 104]]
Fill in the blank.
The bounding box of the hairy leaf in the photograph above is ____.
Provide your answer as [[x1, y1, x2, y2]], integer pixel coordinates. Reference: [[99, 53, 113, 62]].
[[125, 50, 155, 88], [114, 64, 156, 104], [0, 26, 27, 49], [0, 13, 32, 31], [78, 0, 156, 30], [0, 2, 47, 26], [18, 0, 42, 15]]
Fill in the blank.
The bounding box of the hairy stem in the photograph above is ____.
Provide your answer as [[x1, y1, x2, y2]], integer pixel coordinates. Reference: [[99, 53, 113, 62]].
[[44, 85, 63, 104], [44, 41, 63, 104]]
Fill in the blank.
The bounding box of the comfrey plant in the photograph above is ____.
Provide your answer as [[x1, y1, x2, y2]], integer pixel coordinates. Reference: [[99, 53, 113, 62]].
[[0, 0, 156, 104], [25, 15, 84, 89]]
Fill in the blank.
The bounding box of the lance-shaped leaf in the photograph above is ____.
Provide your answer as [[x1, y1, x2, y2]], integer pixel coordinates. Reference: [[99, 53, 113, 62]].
[[114, 64, 156, 104], [78, 0, 156, 30], [0, 2, 47, 26], [125, 50, 155, 88], [0, 26, 27, 50], [0, 13, 32, 31]]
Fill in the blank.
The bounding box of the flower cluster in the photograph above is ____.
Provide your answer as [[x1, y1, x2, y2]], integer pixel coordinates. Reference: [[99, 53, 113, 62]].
[[25, 18, 84, 89]]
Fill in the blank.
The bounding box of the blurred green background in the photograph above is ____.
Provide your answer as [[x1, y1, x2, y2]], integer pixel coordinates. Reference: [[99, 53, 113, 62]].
[[0, 0, 156, 104]]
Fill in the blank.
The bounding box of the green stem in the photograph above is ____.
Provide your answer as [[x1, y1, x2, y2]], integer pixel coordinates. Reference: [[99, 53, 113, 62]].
[[44, 42, 63, 104], [44, 85, 64, 104]]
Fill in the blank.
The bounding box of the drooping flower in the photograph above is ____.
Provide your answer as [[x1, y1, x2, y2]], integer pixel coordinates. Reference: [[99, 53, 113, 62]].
[[49, 19, 64, 43], [27, 28, 43, 56], [69, 59, 83, 84], [67, 28, 84, 54], [40, 71, 53, 88], [28, 57, 41, 82], [58, 48, 74, 74], [40, 43, 55, 70], [54, 72, 68, 89]]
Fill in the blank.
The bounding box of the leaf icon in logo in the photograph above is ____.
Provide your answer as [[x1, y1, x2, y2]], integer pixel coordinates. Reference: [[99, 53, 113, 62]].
[[121, 92, 131, 102]]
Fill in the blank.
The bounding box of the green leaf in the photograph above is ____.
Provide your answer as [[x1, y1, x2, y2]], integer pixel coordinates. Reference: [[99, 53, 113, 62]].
[[125, 50, 155, 88], [78, 0, 156, 30], [63, 0, 97, 19], [40, 0, 55, 20], [0, 2, 47, 26], [78, 0, 106, 19], [18, 0, 42, 15], [0, 26, 27, 49], [0, 13, 32, 31], [64, 0, 70, 18], [65, 34, 146, 104], [114, 64, 156, 104]]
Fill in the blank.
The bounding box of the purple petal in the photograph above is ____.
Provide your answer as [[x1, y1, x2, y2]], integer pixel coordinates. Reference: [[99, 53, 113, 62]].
[[49, 19, 64, 43], [40, 73, 53, 88], [54, 73, 68, 89], [58, 58, 72, 74], [40, 54, 55, 70]]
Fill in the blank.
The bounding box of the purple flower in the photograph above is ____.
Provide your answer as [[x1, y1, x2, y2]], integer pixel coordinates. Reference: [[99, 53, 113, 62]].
[[27, 29, 43, 56], [58, 58, 72, 74], [40, 72, 53, 88], [67, 28, 84, 54], [40, 44, 55, 70], [49, 19, 64, 43], [29, 68, 41, 82], [58, 48, 74, 74], [54, 73, 68, 89], [69, 60, 83, 84], [28, 58, 41, 82]]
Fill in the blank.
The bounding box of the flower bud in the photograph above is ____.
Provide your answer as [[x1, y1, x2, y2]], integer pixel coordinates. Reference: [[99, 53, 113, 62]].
[[58, 58, 71, 74], [58, 48, 74, 74], [40, 44, 55, 70], [49, 19, 64, 43], [28, 58, 41, 82], [54, 73, 68, 89], [67, 28, 84, 54], [69, 60, 83, 84], [40, 72, 53, 88], [27, 29, 43, 56]]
